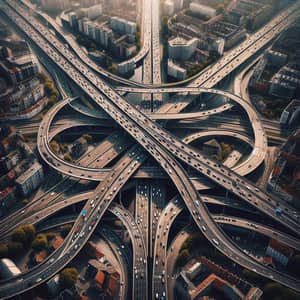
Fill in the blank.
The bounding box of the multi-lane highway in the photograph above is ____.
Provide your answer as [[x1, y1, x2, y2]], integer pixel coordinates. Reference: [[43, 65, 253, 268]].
[[5, 0, 296, 239], [3, 0, 300, 281], [2, 0, 300, 298], [0, 141, 149, 298], [38, 86, 266, 179], [153, 197, 183, 299]]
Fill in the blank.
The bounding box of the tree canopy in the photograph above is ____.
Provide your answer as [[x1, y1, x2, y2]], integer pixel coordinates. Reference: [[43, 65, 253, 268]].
[[59, 267, 78, 288], [31, 233, 48, 251]]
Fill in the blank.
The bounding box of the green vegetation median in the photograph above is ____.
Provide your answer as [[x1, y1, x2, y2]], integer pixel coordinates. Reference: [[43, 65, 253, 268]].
[[50, 140, 59, 154], [214, 142, 234, 162], [82, 134, 93, 144]]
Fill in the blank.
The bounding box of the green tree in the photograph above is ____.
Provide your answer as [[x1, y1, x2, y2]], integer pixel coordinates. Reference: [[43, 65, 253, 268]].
[[52, 89, 58, 98], [64, 153, 72, 162], [22, 198, 30, 205], [0, 244, 8, 258], [161, 16, 169, 37], [49, 95, 57, 104], [216, 4, 225, 14], [38, 72, 48, 83], [32, 233, 48, 251], [59, 267, 78, 288], [44, 81, 54, 95], [7, 242, 24, 257], [135, 23, 141, 50], [60, 224, 72, 238], [12, 224, 36, 244], [263, 282, 285, 299], [136, 23, 141, 32], [282, 288, 299, 300], [22, 224, 36, 242], [82, 134, 92, 144], [108, 64, 117, 74], [221, 142, 233, 157], [11, 228, 26, 243], [242, 269, 261, 282], [181, 236, 193, 251], [50, 140, 59, 154], [60, 144, 68, 153]]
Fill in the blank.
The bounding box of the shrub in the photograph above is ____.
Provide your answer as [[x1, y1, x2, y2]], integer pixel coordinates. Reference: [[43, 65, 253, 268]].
[[7, 242, 24, 257], [11, 228, 26, 243], [22, 224, 36, 242], [64, 153, 72, 162], [59, 267, 78, 288], [177, 249, 190, 267], [32, 233, 48, 251], [0, 244, 8, 258], [82, 134, 92, 144]]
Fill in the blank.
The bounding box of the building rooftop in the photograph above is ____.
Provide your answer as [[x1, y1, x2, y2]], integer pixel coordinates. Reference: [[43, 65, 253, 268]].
[[35, 250, 47, 263], [52, 236, 64, 250], [6, 53, 36, 67], [15, 161, 42, 185], [268, 239, 294, 257], [0, 258, 21, 279], [190, 273, 244, 300]]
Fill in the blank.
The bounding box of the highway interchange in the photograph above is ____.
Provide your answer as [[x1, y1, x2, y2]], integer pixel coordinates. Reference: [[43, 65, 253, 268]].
[[1, 0, 300, 299]]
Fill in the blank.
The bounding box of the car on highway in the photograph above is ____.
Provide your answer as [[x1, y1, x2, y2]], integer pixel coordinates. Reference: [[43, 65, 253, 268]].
[[212, 238, 219, 245]]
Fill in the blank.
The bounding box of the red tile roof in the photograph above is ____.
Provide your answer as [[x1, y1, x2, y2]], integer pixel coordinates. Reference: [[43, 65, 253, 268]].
[[263, 256, 274, 266], [35, 250, 47, 263], [95, 270, 105, 288], [0, 187, 13, 197]]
